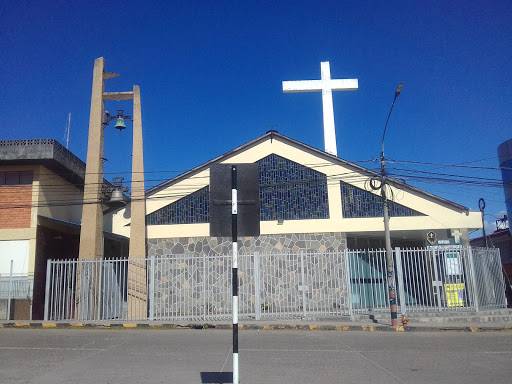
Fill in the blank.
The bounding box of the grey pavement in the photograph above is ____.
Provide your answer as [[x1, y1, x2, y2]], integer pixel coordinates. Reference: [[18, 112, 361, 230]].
[[1, 328, 511, 384]]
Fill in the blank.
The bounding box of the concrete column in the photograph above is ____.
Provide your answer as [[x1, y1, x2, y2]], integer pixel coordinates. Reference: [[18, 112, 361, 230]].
[[79, 57, 105, 261], [128, 85, 147, 319], [77, 57, 105, 320]]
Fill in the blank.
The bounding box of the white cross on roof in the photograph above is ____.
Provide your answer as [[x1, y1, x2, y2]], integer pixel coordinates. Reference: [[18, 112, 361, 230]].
[[283, 62, 358, 157]]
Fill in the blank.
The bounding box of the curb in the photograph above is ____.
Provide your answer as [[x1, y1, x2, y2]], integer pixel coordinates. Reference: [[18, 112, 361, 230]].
[[1, 322, 511, 332]]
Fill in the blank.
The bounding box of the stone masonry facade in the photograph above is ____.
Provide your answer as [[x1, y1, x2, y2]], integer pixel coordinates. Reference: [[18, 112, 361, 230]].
[[147, 232, 347, 258], [147, 233, 349, 319]]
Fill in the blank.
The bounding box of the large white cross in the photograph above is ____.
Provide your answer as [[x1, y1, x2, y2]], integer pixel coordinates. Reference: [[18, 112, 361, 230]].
[[282, 61, 358, 156]]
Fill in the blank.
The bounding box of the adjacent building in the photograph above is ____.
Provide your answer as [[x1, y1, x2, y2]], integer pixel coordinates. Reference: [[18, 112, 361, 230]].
[[0, 139, 128, 319]]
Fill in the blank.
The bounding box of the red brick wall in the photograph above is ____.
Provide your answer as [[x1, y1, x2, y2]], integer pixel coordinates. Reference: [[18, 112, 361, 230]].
[[0, 185, 33, 229]]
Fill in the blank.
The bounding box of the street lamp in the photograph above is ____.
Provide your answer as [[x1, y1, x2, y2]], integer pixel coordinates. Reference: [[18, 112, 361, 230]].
[[380, 83, 403, 327]]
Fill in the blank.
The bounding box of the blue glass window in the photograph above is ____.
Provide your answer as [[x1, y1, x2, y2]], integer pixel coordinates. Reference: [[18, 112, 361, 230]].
[[147, 155, 330, 225], [147, 186, 210, 225], [340, 181, 424, 218], [258, 154, 329, 220]]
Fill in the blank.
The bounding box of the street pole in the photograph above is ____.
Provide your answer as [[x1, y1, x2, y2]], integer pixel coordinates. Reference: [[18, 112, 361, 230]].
[[380, 83, 403, 328], [231, 165, 239, 384], [479, 198, 487, 247]]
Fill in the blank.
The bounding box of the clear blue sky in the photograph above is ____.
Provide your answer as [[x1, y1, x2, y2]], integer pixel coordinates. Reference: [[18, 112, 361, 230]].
[[2, 1, 511, 235]]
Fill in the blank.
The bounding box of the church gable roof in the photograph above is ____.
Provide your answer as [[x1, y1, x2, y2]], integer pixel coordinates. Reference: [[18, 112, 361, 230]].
[[145, 131, 470, 213]]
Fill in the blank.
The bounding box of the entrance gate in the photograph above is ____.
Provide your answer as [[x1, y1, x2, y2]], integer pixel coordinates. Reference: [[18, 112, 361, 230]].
[[44, 247, 507, 321]]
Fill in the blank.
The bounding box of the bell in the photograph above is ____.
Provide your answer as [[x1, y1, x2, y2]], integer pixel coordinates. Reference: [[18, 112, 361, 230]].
[[110, 189, 125, 203], [114, 116, 126, 131]]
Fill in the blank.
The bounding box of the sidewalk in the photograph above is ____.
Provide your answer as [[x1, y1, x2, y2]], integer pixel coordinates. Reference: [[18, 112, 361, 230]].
[[2, 312, 511, 332]]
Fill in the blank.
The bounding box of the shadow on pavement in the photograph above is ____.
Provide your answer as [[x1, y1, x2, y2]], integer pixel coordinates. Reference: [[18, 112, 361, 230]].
[[200, 371, 233, 383]]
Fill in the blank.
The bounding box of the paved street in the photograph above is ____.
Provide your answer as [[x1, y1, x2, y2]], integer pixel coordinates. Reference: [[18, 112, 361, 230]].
[[0, 328, 511, 384]]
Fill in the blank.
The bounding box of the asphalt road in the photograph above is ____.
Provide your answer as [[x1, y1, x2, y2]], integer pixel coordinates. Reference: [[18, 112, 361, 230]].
[[0, 328, 511, 384]]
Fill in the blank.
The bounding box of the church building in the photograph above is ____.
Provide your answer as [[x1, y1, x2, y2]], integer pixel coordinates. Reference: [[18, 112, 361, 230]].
[[108, 131, 481, 256]]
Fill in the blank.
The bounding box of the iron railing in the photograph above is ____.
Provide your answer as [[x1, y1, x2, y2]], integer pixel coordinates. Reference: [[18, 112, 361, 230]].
[[44, 247, 507, 321]]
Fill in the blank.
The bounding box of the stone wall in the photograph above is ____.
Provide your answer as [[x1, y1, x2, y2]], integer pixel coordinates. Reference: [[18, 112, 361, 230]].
[[147, 232, 347, 258], [147, 233, 349, 320]]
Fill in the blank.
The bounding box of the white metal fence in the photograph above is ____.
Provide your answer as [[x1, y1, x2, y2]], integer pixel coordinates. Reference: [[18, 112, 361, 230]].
[[44, 247, 507, 321], [1, 274, 34, 320]]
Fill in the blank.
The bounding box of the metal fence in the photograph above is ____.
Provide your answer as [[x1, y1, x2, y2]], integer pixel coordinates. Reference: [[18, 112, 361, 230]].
[[44, 247, 507, 321], [1, 274, 34, 320]]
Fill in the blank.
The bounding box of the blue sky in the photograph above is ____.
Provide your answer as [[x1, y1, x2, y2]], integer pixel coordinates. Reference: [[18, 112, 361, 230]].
[[1, 1, 511, 235]]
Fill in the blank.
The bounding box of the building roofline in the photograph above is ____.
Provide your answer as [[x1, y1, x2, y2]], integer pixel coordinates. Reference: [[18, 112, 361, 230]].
[[0, 139, 86, 187], [0, 139, 125, 201], [146, 132, 471, 213]]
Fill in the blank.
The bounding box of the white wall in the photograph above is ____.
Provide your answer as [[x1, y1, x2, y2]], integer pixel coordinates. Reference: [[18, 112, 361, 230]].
[[0, 240, 29, 275]]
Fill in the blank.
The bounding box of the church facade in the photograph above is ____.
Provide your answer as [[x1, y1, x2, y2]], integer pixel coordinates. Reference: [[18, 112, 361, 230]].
[[109, 132, 481, 256]]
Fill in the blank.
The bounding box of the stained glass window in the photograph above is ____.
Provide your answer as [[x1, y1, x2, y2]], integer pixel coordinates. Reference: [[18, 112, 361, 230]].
[[147, 154, 331, 225], [146, 186, 210, 225], [258, 154, 329, 220], [340, 181, 425, 218]]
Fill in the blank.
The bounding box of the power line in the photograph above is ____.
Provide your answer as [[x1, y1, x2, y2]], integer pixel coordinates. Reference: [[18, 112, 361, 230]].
[[389, 158, 509, 172]]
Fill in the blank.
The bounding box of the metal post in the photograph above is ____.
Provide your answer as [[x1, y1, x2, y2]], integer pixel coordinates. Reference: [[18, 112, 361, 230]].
[[97, 259, 103, 321], [467, 247, 480, 312], [7, 260, 13, 321], [344, 249, 354, 320], [300, 251, 307, 318], [254, 252, 261, 321], [202, 253, 206, 321], [395, 247, 406, 316], [231, 165, 239, 384], [150, 255, 155, 321]]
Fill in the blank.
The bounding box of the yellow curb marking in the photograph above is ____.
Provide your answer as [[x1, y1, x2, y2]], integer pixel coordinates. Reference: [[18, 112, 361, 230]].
[[238, 324, 244, 329], [123, 324, 137, 328], [469, 326, 478, 332], [395, 326, 405, 332], [336, 326, 350, 331], [263, 325, 273, 330], [42, 323, 57, 328], [361, 326, 375, 332], [70, 323, 84, 327], [102, 324, 111, 327], [309, 325, 319, 330], [149, 324, 162, 328], [15, 323, 29, 328]]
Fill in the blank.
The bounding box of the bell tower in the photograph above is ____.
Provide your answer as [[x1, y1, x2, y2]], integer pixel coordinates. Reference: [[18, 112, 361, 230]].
[[78, 57, 146, 319]]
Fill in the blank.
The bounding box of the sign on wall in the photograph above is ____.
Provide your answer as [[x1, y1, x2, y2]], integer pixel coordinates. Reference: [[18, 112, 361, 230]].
[[444, 252, 462, 276]]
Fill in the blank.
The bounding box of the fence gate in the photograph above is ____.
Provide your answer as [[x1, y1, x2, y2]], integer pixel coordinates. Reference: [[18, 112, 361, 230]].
[[44, 247, 507, 322]]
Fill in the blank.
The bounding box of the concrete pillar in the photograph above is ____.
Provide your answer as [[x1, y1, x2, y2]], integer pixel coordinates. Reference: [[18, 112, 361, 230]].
[[77, 57, 105, 320], [127, 85, 147, 319], [79, 57, 105, 261]]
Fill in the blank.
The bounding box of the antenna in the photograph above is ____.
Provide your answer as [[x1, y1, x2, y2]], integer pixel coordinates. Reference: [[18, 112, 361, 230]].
[[65, 113, 71, 149]]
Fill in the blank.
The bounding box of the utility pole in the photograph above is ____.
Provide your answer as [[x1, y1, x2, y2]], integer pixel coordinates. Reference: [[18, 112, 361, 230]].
[[380, 83, 403, 328]]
